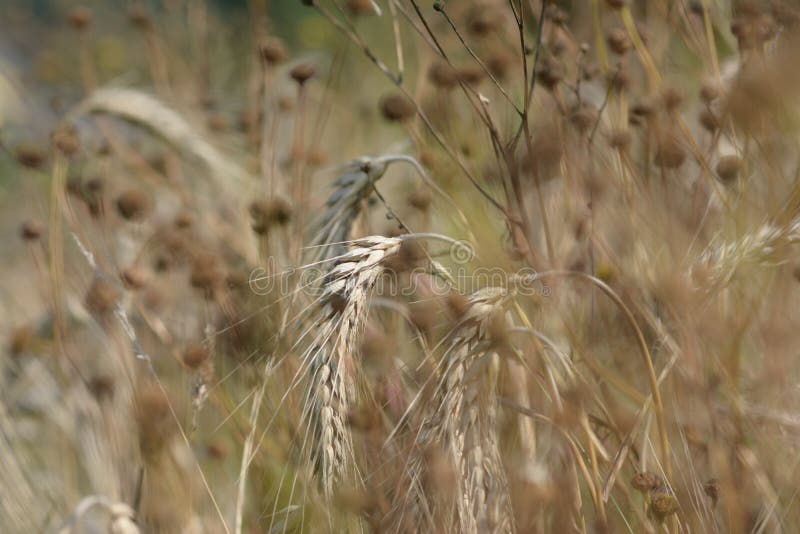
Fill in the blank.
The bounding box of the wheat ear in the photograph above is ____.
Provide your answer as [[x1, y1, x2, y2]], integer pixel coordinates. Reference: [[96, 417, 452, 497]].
[[305, 236, 402, 497], [415, 287, 514, 533]]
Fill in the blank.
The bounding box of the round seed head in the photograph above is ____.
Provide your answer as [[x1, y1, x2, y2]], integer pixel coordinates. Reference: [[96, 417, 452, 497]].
[[9, 325, 34, 356], [569, 106, 598, 133], [704, 478, 720, 505], [116, 189, 151, 221], [608, 129, 632, 150], [259, 38, 288, 65], [87, 375, 115, 402], [607, 28, 630, 55], [85, 276, 121, 316], [68, 6, 92, 31], [467, 5, 502, 36], [537, 56, 564, 89], [486, 52, 512, 80], [631, 471, 661, 493], [456, 65, 485, 86], [428, 61, 458, 89], [190, 254, 224, 295], [346, 0, 376, 15], [408, 188, 432, 211], [661, 86, 684, 112], [700, 80, 721, 103], [128, 5, 152, 30], [716, 155, 742, 182], [699, 108, 721, 132], [380, 93, 416, 122], [249, 198, 293, 234], [289, 63, 316, 85], [121, 266, 149, 290], [604, 0, 627, 9], [52, 125, 80, 156], [15, 144, 47, 169], [650, 488, 678, 522], [20, 219, 44, 241], [182, 343, 210, 370], [654, 136, 687, 169]]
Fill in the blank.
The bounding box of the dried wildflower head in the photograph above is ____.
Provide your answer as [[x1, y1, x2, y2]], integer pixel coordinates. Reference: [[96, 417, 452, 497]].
[[569, 105, 598, 133], [649, 485, 678, 523], [631, 471, 662, 493], [85, 275, 121, 316], [249, 197, 293, 234], [537, 55, 564, 89], [700, 80, 721, 103], [52, 125, 80, 156], [128, 4, 152, 30], [19, 219, 43, 241], [346, 0, 377, 15], [68, 6, 92, 31], [428, 61, 458, 90], [716, 155, 743, 183], [661, 86, 684, 113], [654, 135, 687, 169], [9, 325, 34, 357], [15, 144, 47, 169], [408, 188, 432, 211], [699, 108, 721, 132], [608, 129, 632, 151], [380, 93, 416, 122], [289, 63, 316, 85], [486, 52, 513, 80], [135, 383, 173, 457], [182, 343, 210, 370], [190, 254, 225, 295], [87, 375, 115, 402], [605, 0, 626, 8], [704, 478, 720, 506], [607, 28, 630, 55], [121, 266, 149, 290], [467, 4, 502, 36], [259, 38, 288, 65], [116, 189, 151, 221]]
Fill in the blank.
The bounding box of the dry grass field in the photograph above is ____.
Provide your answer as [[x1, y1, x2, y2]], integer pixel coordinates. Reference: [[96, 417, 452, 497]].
[[2, 0, 800, 532]]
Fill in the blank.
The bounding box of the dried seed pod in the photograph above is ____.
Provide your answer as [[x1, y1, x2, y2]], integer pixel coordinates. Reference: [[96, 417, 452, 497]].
[[346, 0, 376, 15], [654, 136, 687, 169], [68, 6, 92, 31], [289, 63, 316, 85], [607, 28, 630, 55], [608, 129, 632, 150], [661, 86, 684, 112], [536, 56, 564, 89], [605, 0, 626, 9], [467, 5, 502, 36], [408, 188, 432, 211], [15, 144, 47, 169], [570, 106, 598, 133], [631, 471, 662, 493], [380, 93, 416, 122], [716, 155, 742, 182], [704, 478, 720, 506], [9, 325, 34, 356], [182, 343, 210, 370], [428, 61, 458, 90], [121, 266, 149, 290], [85, 276, 121, 316], [116, 189, 151, 221], [249, 198, 293, 234], [259, 38, 288, 65], [128, 5, 152, 30], [649, 486, 678, 523], [456, 65, 485, 86], [486, 52, 512, 80], [700, 80, 721, 103], [699, 108, 721, 132], [20, 219, 44, 241], [52, 125, 80, 156]]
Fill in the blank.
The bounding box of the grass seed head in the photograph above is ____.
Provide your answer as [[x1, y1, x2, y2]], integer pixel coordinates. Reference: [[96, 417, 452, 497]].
[[85, 276, 121, 316], [20, 219, 43, 241], [716, 155, 743, 183], [68, 6, 92, 31]]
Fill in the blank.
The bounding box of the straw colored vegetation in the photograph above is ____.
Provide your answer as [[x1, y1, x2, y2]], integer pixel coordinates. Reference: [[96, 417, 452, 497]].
[[2, 0, 800, 532]]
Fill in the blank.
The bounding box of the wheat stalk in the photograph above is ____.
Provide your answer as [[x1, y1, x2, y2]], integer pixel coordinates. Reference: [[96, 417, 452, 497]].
[[413, 287, 514, 534], [303, 236, 402, 497]]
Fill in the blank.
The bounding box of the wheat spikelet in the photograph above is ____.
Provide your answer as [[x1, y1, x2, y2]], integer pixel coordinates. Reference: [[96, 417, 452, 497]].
[[305, 236, 402, 497], [413, 287, 514, 533], [693, 216, 800, 287], [310, 158, 390, 261]]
